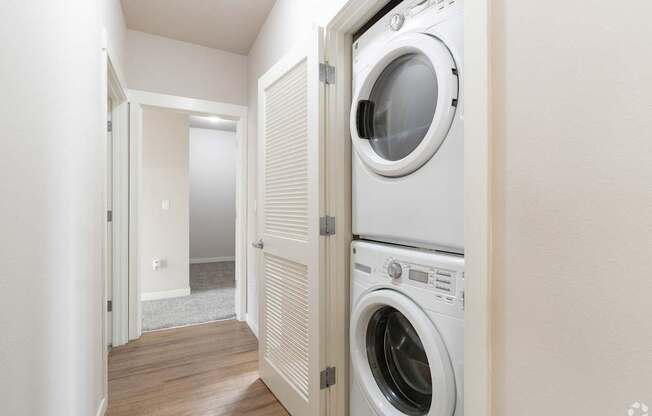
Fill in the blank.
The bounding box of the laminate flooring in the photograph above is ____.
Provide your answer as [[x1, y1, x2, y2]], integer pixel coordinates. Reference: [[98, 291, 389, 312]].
[[107, 320, 289, 416]]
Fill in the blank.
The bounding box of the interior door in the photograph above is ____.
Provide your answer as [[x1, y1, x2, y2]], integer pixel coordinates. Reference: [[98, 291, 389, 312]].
[[256, 27, 326, 416]]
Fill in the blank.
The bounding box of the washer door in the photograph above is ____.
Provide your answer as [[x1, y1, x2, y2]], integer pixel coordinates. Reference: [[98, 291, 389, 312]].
[[350, 32, 458, 177], [351, 289, 456, 416]]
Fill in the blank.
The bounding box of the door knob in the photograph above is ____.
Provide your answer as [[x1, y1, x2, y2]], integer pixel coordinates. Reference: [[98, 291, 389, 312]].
[[251, 239, 264, 249]]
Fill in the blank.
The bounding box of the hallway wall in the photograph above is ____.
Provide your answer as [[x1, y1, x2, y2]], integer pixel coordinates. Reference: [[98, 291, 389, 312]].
[[103, 0, 127, 83], [126, 30, 247, 104], [0, 1, 107, 414], [490, 0, 652, 414], [189, 128, 237, 261], [140, 108, 190, 299]]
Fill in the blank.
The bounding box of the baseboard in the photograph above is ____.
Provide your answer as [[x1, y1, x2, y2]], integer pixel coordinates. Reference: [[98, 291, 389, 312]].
[[189, 256, 235, 264], [96, 397, 107, 416], [141, 287, 191, 301], [246, 313, 259, 339]]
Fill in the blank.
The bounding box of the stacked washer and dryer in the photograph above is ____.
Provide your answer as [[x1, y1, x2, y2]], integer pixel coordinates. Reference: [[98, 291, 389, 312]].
[[349, 1, 464, 415]]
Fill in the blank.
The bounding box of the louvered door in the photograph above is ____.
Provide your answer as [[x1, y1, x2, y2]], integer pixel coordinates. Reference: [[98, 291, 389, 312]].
[[256, 27, 325, 416]]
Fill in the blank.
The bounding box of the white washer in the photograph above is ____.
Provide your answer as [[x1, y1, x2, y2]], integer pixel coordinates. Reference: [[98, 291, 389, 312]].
[[351, 0, 464, 253], [350, 240, 464, 416]]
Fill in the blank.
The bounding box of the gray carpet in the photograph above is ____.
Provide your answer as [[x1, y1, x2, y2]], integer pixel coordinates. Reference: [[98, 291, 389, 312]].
[[142, 261, 236, 331]]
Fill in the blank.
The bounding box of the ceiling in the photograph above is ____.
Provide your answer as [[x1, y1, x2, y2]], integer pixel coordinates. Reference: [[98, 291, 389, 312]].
[[121, 0, 277, 55]]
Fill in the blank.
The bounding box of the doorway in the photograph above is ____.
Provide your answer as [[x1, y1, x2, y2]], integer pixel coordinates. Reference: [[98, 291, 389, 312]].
[[138, 111, 240, 331], [125, 91, 249, 338]]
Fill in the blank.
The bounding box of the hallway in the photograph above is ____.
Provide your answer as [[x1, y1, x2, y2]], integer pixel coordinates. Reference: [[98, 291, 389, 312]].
[[107, 320, 288, 416]]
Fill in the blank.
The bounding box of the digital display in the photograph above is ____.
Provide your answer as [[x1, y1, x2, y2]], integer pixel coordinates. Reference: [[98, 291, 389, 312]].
[[409, 269, 429, 283]]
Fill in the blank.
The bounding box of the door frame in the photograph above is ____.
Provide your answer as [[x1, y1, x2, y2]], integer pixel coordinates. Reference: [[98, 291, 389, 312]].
[[108, 61, 130, 348], [101, 31, 129, 410], [125, 90, 249, 338], [322, 1, 492, 415]]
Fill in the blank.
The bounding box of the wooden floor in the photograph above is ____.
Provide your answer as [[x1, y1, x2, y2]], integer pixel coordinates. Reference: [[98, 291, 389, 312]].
[[107, 320, 289, 416]]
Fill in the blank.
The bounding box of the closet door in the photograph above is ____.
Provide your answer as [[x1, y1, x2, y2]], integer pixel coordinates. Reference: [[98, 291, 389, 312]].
[[256, 27, 326, 416]]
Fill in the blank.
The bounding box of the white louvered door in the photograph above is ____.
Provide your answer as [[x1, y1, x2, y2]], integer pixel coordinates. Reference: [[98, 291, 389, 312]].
[[256, 27, 326, 416]]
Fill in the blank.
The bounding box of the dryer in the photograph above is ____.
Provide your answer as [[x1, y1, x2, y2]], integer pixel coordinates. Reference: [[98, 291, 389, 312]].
[[350, 240, 464, 416], [351, 0, 463, 253]]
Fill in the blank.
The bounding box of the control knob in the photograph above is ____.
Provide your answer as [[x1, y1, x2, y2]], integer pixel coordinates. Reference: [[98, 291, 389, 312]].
[[387, 261, 403, 279], [389, 13, 405, 31]]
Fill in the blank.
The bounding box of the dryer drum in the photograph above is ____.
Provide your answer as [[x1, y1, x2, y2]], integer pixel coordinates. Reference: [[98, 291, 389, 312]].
[[366, 306, 432, 416]]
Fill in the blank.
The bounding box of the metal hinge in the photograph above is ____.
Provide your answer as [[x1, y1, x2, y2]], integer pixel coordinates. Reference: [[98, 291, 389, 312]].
[[107, 210, 113, 222], [320, 366, 336, 389], [107, 300, 112, 312], [320, 216, 336, 236], [319, 63, 336, 84], [107, 120, 113, 132]]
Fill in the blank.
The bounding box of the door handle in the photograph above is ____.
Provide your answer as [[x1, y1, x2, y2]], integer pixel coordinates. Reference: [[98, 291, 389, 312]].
[[251, 239, 264, 249], [356, 100, 375, 139]]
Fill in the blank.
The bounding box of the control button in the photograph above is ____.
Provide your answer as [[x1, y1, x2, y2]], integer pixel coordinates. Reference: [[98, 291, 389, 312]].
[[389, 13, 405, 31], [409, 0, 429, 16], [387, 261, 403, 279]]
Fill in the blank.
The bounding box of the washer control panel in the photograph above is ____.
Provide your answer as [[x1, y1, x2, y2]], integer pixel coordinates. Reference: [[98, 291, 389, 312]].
[[354, 242, 465, 314]]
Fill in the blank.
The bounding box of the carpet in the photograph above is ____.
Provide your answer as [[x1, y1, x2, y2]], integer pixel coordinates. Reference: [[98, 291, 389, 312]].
[[142, 261, 236, 331]]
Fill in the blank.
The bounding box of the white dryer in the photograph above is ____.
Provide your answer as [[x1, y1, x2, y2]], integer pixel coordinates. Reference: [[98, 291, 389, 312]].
[[351, 0, 463, 253], [350, 240, 464, 416]]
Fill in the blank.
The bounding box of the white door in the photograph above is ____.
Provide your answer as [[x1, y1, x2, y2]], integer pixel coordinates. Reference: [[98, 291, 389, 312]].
[[255, 27, 326, 416]]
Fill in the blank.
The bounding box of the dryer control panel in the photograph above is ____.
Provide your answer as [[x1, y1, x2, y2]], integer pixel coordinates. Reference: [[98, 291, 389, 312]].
[[353, 240, 465, 315]]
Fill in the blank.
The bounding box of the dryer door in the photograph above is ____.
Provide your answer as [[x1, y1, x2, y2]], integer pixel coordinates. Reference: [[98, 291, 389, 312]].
[[351, 289, 456, 416], [350, 32, 458, 177]]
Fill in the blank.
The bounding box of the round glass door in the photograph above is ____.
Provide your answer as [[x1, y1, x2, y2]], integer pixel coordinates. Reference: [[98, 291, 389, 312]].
[[364, 53, 438, 162], [366, 306, 432, 416], [350, 33, 458, 177], [350, 289, 456, 416]]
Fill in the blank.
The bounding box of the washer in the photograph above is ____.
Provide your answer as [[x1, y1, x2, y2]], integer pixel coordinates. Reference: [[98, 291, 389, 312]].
[[350, 240, 464, 416], [351, 0, 463, 253]]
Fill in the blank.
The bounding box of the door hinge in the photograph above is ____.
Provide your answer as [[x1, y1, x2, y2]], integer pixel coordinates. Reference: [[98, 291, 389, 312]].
[[320, 366, 336, 389], [319, 63, 336, 84], [107, 300, 112, 312], [320, 216, 336, 236], [107, 120, 113, 132], [107, 210, 113, 222]]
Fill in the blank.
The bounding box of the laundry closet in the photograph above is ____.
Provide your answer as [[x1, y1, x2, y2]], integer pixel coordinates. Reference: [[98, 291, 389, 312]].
[[348, 1, 464, 415], [254, 1, 466, 415]]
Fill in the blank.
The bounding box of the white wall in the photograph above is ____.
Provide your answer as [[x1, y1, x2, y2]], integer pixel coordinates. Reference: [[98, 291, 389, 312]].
[[140, 108, 190, 297], [491, 1, 652, 414], [245, 0, 347, 333], [103, 0, 127, 83], [189, 128, 237, 260], [0, 1, 106, 414], [126, 30, 247, 104]]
